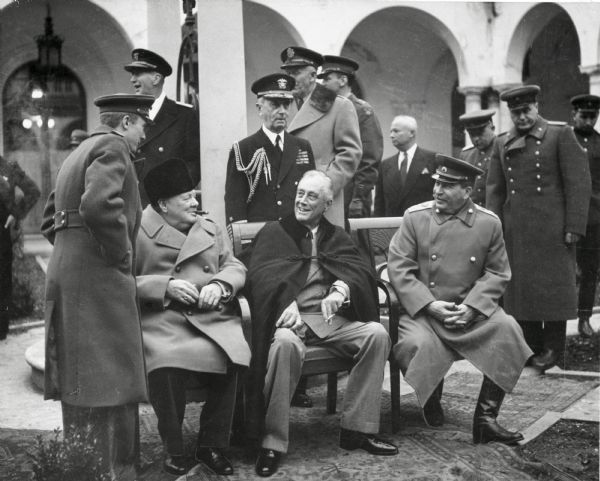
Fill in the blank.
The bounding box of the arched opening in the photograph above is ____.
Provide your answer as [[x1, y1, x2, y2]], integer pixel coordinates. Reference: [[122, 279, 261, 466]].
[[2, 62, 86, 233], [340, 7, 463, 158]]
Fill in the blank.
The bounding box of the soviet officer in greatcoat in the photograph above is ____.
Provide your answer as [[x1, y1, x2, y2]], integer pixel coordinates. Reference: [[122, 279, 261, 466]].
[[388, 155, 533, 445], [41, 94, 154, 481], [0, 155, 40, 339], [486, 85, 591, 371], [125, 49, 200, 206], [459, 109, 498, 207], [225, 73, 315, 224], [570, 94, 600, 338]]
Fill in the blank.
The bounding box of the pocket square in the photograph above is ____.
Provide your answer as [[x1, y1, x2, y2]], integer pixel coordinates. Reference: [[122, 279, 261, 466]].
[[296, 150, 310, 164]]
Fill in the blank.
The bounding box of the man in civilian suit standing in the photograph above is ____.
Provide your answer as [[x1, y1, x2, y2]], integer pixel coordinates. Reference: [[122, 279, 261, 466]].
[[374, 116, 437, 217], [125, 48, 200, 206]]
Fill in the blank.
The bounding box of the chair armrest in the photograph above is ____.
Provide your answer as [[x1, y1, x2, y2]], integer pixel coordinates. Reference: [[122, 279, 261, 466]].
[[377, 279, 400, 346], [233, 294, 252, 345]]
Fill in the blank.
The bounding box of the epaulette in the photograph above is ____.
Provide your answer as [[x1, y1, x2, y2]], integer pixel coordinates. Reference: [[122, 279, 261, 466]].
[[474, 204, 499, 219], [407, 200, 434, 213], [175, 100, 194, 108], [462, 145, 475, 152], [547, 120, 567, 126]]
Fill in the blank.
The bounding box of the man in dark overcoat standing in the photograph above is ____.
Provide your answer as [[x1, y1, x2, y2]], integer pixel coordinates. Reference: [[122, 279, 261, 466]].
[[486, 85, 591, 371], [125, 48, 200, 206], [570, 94, 600, 338], [225, 73, 314, 224], [41, 94, 153, 481], [388, 155, 533, 445]]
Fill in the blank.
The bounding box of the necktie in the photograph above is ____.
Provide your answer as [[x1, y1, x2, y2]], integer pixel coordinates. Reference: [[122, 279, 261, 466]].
[[275, 134, 283, 154], [399, 151, 408, 188]]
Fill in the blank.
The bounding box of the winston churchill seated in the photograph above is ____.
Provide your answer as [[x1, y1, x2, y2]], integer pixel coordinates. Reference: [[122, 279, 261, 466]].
[[135, 158, 250, 476]]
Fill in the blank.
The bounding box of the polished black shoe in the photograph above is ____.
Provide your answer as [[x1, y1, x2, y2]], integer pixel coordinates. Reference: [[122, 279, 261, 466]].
[[339, 428, 398, 456], [163, 455, 187, 476], [255, 449, 281, 477], [473, 419, 524, 445], [578, 318, 594, 338], [291, 391, 313, 408], [530, 348, 559, 371], [195, 447, 233, 475]]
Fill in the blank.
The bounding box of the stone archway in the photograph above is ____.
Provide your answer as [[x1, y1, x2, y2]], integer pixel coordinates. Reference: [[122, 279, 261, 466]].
[[340, 6, 464, 158], [507, 3, 587, 121], [243, 1, 305, 133]]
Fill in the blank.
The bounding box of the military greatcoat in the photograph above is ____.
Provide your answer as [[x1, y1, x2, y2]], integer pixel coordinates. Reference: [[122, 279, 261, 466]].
[[41, 125, 147, 407], [135, 207, 250, 373], [459, 137, 497, 206], [486, 117, 591, 321], [288, 84, 362, 226], [387, 200, 532, 404]]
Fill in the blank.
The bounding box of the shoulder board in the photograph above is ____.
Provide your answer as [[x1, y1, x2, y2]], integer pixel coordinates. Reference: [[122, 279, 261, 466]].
[[407, 200, 434, 213], [547, 120, 567, 126], [175, 100, 194, 108], [462, 145, 475, 152], [475, 204, 499, 219]]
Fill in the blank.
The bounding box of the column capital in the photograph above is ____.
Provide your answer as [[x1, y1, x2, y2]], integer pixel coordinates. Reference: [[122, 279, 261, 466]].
[[492, 83, 523, 95], [580, 64, 600, 76], [456, 85, 486, 96]]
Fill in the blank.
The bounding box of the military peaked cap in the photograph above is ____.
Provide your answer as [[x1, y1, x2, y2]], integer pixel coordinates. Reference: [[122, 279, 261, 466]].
[[432, 154, 484, 184], [144, 158, 195, 205], [251, 74, 295, 99], [459, 109, 496, 130], [69, 129, 89, 147], [571, 94, 600, 112], [94, 94, 154, 123], [500, 85, 540, 110], [317, 55, 359, 78], [280, 46, 323, 69], [124, 48, 173, 77]]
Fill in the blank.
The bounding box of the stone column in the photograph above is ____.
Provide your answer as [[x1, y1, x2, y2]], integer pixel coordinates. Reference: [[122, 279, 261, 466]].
[[197, 0, 247, 228], [581, 64, 600, 96], [485, 89, 501, 132], [457, 86, 485, 146]]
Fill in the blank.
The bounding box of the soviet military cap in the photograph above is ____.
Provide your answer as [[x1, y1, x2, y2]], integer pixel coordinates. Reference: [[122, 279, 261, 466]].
[[124, 48, 173, 77], [432, 154, 484, 184], [317, 55, 359, 79], [94, 93, 155, 124], [500, 85, 541, 110], [144, 158, 195, 205], [459, 109, 496, 130], [69, 129, 89, 147], [571, 94, 600, 112], [251, 73, 295, 99], [280, 46, 323, 70]]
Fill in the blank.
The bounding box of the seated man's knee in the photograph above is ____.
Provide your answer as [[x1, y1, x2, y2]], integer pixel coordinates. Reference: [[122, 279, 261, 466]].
[[271, 328, 305, 358], [363, 322, 391, 348]]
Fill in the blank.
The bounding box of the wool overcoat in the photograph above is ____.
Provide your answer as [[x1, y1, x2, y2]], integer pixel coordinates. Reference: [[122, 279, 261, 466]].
[[135, 207, 250, 373], [459, 137, 497, 206], [387, 200, 532, 403], [573, 127, 600, 225], [41, 125, 147, 407], [288, 84, 361, 226], [224, 129, 314, 223], [486, 117, 591, 321]]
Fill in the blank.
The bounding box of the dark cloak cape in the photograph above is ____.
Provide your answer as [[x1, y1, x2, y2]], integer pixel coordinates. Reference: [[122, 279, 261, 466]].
[[244, 215, 379, 441]]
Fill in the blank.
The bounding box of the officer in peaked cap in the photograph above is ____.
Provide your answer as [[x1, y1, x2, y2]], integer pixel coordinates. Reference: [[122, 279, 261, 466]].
[[279, 47, 324, 109], [571, 93, 600, 338], [124, 48, 173, 77], [280, 46, 324, 70], [225, 73, 314, 224], [318, 54, 383, 223], [432, 154, 484, 185], [458, 109, 497, 206], [124, 48, 200, 206], [40, 91, 154, 480], [487, 84, 591, 371], [69, 129, 89, 149]]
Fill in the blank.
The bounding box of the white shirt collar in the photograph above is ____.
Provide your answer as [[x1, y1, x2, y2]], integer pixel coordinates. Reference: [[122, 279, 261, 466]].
[[262, 125, 284, 149], [149, 91, 166, 120], [398, 143, 418, 171]]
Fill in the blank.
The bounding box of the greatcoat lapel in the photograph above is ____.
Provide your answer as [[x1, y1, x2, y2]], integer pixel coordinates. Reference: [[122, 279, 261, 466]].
[[175, 217, 216, 266]]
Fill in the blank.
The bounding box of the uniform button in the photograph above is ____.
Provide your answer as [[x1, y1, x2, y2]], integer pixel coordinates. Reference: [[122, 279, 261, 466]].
[[509, 178, 514, 183], [536, 163, 540, 168], [507, 167, 512, 172], [186, 310, 193, 316], [584, 138, 588, 143], [175, 266, 181, 272], [276, 184, 281, 189], [294, 181, 298, 185], [538, 127, 542, 131], [584, 148, 588, 152], [470, 256, 476, 263], [468, 208, 473, 213], [476, 175, 481, 179], [431, 254, 437, 260], [536, 140, 541, 145], [506, 156, 510, 160], [477, 162, 482, 166], [477, 188, 482, 192], [511, 190, 516, 195], [278, 217, 282, 220], [276, 200, 282, 206], [536, 174, 541, 179], [435, 208, 440, 213], [158, 147, 164, 152], [203, 266, 210, 272], [535, 151, 540, 155], [537, 187, 542, 192], [429, 281, 435, 287]]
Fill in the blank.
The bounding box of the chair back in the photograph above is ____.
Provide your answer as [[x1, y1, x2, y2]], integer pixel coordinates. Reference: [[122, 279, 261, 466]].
[[227, 222, 266, 257], [347, 217, 403, 272]]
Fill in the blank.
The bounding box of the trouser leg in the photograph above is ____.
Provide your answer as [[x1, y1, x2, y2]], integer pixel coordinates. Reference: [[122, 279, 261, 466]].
[[577, 224, 600, 320], [544, 320, 567, 359], [197, 369, 238, 449], [518, 321, 543, 354], [262, 328, 305, 452], [148, 368, 188, 456], [0, 228, 13, 340]]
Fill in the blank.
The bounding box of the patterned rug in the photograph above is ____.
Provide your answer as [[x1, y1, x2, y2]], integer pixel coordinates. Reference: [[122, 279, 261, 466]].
[[1, 371, 597, 481]]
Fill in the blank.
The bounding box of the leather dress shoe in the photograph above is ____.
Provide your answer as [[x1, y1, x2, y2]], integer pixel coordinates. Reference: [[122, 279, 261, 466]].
[[195, 447, 233, 475], [291, 392, 313, 408], [255, 449, 281, 477], [530, 348, 559, 371], [423, 395, 444, 427], [578, 318, 594, 338], [163, 455, 187, 476], [339, 428, 398, 456]]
